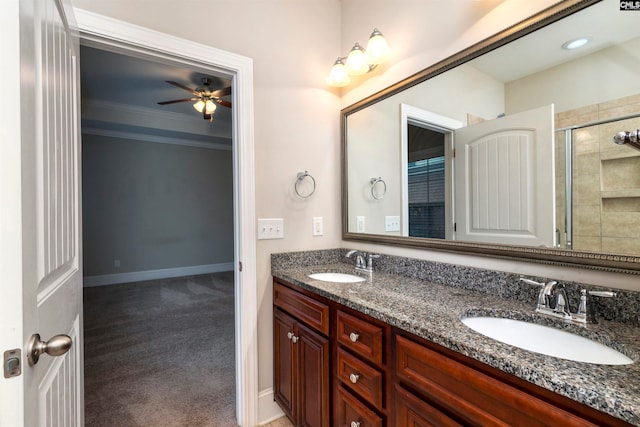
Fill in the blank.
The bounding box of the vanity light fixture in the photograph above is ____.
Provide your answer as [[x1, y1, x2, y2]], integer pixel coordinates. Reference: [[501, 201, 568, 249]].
[[326, 28, 390, 87], [562, 37, 591, 50]]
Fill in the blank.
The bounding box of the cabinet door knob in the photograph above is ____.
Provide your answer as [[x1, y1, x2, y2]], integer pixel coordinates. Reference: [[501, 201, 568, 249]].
[[350, 421, 361, 427], [287, 332, 293, 340], [291, 335, 298, 344], [349, 332, 359, 343], [349, 373, 360, 384]]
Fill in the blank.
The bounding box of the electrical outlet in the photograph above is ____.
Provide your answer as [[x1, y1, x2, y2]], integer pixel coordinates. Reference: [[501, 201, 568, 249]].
[[356, 216, 365, 233], [312, 217, 323, 236], [385, 216, 400, 232], [257, 218, 284, 239]]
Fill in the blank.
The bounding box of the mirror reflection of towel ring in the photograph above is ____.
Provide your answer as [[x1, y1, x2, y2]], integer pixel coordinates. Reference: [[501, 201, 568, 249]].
[[370, 177, 386, 200], [295, 171, 316, 198]]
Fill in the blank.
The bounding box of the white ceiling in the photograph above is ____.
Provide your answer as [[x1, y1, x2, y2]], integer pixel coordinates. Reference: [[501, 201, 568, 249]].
[[80, 45, 233, 146], [471, 0, 640, 82]]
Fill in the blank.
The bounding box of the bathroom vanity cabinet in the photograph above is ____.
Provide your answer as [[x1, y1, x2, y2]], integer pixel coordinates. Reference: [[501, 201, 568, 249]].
[[273, 281, 330, 427], [273, 277, 633, 427]]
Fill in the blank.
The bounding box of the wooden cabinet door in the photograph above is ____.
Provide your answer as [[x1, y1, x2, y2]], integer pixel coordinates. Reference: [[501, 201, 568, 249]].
[[274, 309, 297, 422], [298, 322, 330, 427]]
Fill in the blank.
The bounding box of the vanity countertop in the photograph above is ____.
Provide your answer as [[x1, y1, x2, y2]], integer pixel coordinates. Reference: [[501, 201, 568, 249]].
[[272, 263, 640, 426]]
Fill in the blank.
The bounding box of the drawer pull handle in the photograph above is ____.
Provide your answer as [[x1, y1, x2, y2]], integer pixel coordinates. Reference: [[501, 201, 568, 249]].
[[350, 422, 361, 427], [349, 373, 360, 384], [287, 332, 293, 340], [291, 335, 298, 344], [349, 332, 360, 343]]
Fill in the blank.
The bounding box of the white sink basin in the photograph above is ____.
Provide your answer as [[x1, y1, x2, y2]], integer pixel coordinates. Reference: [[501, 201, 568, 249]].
[[462, 317, 633, 365], [308, 272, 366, 283]]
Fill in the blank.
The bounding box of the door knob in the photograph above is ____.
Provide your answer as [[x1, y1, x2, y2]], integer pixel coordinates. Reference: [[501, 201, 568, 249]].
[[27, 334, 72, 366]]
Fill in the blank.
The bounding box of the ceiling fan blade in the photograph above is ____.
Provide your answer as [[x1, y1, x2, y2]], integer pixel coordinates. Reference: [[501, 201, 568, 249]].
[[165, 80, 199, 95], [157, 98, 198, 105], [211, 86, 231, 98], [216, 99, 232, 108]]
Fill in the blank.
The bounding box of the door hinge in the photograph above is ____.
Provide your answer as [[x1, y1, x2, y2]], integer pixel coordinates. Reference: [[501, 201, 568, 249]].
[[454, 222, 457, 232], [238, 261, 243, 272], [453, 148, 456, 158], [3, 349, 21, 378]]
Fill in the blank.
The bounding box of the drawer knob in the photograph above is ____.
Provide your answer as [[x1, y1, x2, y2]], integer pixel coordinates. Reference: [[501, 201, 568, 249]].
[[291, 335, 298, 344], [350, 422, 361, 427], [349, 332, 359, 343], [287, 332, 293, 340], [349, 373, 360, 384]]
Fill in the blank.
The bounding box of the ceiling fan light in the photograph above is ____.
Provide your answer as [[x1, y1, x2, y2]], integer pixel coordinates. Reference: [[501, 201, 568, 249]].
[[193, 100, 205, 113], [326, 58, 351, 87], [205, 100, 217, 114], [365, 28, 390, 65], [345, 43, 370, 76]]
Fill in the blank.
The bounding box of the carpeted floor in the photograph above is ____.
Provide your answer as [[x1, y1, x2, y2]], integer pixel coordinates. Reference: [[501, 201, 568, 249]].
[[83, 272, 237, 426]]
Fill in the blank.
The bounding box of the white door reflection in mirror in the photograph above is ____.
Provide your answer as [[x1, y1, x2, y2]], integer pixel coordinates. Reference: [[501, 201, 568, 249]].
[[400, 104, 461, 238], [454, 104, 555, 246]]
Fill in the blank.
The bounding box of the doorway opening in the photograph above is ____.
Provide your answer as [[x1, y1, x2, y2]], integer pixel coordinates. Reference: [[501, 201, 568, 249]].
[[400, 104, 461, 239], [76, 10, 257, 426]]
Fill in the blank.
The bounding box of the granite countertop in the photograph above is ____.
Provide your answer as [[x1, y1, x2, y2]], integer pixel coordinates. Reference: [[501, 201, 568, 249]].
[[272, 262, 640, 426]]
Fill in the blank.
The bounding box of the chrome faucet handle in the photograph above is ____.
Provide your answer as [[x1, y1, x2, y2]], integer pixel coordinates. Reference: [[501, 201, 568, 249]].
[[366, 253, 380, 270], [575, 289, 616, 324]]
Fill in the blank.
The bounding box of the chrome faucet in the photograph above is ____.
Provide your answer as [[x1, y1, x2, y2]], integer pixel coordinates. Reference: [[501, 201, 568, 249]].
[[520, 278, 616, 324], [345, 250, 366, 270], [345, 250, 379, 273]]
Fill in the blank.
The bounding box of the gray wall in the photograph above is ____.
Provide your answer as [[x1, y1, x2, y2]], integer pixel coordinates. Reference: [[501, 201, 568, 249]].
[[82, 134, 233, 277]]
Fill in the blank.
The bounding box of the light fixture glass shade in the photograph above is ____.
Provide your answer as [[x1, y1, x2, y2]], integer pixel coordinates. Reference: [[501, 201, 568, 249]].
[[365, 28, 390, 65], [326, 58, 351, 87], [204, 100, 217, 114], [345, 43, 370, 76], [193, 100, 205, 113]]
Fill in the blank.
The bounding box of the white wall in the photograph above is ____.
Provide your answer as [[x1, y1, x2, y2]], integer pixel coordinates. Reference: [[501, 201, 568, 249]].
[[82, 134, 234, 278], [340, 0, 640, 292]]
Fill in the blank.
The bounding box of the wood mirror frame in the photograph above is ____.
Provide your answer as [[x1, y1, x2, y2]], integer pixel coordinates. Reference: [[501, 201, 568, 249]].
[[341, 0, 640, 274]]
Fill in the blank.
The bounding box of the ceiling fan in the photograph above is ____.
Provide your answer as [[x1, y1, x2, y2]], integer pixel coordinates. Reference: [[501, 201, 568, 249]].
[[158, 77, 231, 122]]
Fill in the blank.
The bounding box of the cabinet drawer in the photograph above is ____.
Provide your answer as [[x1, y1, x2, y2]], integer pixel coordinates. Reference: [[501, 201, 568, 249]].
[[395, 384, 463, 427], [395, 335, 601, 427], [336, 310, 383, 365], [337, 347, 383, 408], [335, 384, 383, 427], [274, 281, 329, 335]]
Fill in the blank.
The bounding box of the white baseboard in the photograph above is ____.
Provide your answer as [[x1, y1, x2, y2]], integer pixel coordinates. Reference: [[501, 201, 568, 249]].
[[258, 388, 285, 425], [83, 262, 234, 287]]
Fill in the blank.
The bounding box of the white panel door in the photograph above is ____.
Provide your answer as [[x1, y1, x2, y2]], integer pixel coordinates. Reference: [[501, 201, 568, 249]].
[[0, 0, 82, 426], [454, 104, 555, 246]]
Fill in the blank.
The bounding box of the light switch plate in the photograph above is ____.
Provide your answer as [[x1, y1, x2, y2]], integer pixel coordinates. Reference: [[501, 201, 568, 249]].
[[356, 216, 365, 233], [385, 215, 400, 232], [312, 217, 323, 236], [258, 218, 284, 239]]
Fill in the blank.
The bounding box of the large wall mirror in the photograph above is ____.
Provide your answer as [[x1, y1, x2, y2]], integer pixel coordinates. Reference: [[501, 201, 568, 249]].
[[342, 0, 640, 273]]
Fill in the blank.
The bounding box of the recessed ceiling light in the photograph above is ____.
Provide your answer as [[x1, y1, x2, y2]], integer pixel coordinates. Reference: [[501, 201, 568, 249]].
[[562, 37, 591, 50]]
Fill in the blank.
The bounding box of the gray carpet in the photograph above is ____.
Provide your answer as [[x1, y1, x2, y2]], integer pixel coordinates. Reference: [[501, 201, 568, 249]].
[[84, 272, 237, 426]]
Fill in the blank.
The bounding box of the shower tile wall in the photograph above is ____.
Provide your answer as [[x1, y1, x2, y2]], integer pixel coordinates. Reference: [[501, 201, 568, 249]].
[[555, 93, 640, 255]]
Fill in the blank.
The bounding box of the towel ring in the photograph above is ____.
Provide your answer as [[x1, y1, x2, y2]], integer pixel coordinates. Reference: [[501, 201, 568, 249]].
[[370, 177, 386, 200], [295, 171, 316, 198]]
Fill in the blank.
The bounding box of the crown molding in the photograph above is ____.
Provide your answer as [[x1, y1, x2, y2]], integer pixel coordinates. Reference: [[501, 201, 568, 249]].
[[82, 126, 231, 151], [82, 99, 231, 139]]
